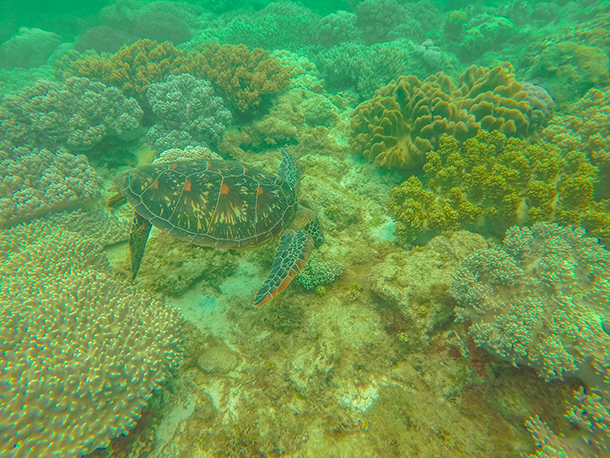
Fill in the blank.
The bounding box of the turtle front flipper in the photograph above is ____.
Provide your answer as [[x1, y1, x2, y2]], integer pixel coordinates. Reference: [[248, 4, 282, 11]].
[[254, 229, 314, 306], [129, 211, 152, 281]]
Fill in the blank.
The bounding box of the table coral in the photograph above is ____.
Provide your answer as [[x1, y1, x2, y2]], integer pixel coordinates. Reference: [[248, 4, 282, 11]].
[[451, 222, 610, 386], [55, 39, 186, 97], [146, 73, 232, 152], [0, 77, 143, 151], [0, 219, 182, 457], [0, 146, 102, 229], [388, 131, 605, 244], [183, 43, 291, 113], [350, 63, 552, 170]]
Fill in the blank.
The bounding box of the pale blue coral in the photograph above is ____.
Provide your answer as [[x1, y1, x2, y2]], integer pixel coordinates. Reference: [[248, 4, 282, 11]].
[[297, 253, 344, 290], [146, 73, 232, 152], [0, 77, 143, 151], [451, 222, 610, 385]]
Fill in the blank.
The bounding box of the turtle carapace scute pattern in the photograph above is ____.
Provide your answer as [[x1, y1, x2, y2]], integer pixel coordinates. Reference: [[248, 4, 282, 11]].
[[115, 148, 323, 306]]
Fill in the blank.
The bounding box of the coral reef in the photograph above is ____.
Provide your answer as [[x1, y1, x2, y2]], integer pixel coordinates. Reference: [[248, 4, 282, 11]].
[[0, 220, 182, 457], [444, 12, 517, 62], [146, 73, 232, 152], [296, 252, 344, 290], [355, 0, 423, 45], [0, 77, 143, 151], [214, 1, 319, 52], [526, 387, 610, 458], [0, 27, 60, 69], [451, 222, 610, 386], [316, 11, 362, 47], [183, 43, 291, 113], [350, 63, 552, 170], [313, 41, 419, 99], [521, 39, 610, 107], [388, 131, 604, 244], [55, 40, 186, 97], [543, 87, 610, 184], [0, 146, 102, 229], [98, 0, 201, 45]]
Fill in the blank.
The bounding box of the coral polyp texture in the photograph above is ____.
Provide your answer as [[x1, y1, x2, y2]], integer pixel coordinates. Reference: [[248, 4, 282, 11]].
[[450, 222, 610, 385], [146, 73, 232, 152], [183, 43, 291, 112], [527, 387, 610, 457], [0, 220, 182, 457], [387, 131, 606, 244], [0, 77, 143, 151], [0, 146, 101, 229], [54, 39, 186, 97], [349, 63, 553, 170]]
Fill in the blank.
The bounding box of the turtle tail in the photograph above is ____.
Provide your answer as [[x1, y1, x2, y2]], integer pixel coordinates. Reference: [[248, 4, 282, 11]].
[[254, 229, 314, 306], [129, 212, 152, 281]]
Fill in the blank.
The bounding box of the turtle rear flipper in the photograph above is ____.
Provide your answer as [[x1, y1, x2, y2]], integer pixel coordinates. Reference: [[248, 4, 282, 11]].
[[107, 192, 127, 210], [129, 212, 152, 280], [254, 229, 314, 306]]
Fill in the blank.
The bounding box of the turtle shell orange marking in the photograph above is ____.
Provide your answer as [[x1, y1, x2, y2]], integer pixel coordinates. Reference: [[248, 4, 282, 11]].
[[220, 183, 229, 195], [184, 180, 192, 191], [151, 179, 159, 189], [169, 163, 177, 170], [257, 187, 263, 196], [244, 166, 248, 173]]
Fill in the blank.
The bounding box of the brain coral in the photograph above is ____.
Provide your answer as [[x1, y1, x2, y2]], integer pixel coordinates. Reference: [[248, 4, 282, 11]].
[[0, 220, 182, 457], [388, 131, 604, 244], [450, 222, 610, 385], [0, 77, 143, 151], [0, 145, 102, 229], [146, 73, 232, 152], [350, 63, 552, 170], [54, 39, 186, 97], [183, 43, 291, 113]]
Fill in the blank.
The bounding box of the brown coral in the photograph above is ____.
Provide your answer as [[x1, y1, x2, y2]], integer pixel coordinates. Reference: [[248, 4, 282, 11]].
[[182, 43, 291, 112], [350, 63, 552, 170], [54, 39, 186, 96]]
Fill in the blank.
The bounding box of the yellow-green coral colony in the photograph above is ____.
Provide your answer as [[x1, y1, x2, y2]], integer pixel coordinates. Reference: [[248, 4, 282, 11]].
[[388, 131, 609, 245], [349, 63, 553, 170]]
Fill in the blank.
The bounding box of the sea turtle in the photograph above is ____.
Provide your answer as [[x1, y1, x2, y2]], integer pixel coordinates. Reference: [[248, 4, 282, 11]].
[[113, 148, 323, 306]]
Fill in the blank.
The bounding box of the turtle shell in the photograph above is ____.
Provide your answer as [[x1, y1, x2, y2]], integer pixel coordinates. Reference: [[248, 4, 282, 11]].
[[116, 159, 297, 249]]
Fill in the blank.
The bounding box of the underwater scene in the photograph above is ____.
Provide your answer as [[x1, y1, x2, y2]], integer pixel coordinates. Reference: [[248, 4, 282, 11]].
[[1, 0, 610, 456]]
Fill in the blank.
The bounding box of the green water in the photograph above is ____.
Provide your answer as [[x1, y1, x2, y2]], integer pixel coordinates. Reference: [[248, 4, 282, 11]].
[[1, 1, 609, 457]]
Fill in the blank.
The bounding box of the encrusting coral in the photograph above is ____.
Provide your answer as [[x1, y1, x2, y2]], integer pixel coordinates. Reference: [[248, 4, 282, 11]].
[[0, 219, 182, 457], [0, 145, 102, 229], [450, 222, 610, 386], [146, 73, 232, 152], [182, 42, 291, 113], [387, 131, 607, 245], [0, 77, 143, 151], [350, 63, 553, 170]]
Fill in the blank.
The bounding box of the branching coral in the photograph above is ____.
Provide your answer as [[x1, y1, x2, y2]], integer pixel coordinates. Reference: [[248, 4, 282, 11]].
[[0, 219, 182, 457], [54, 39, 186, 97], [146, 73, 232, 152], [296, 252, 344, 290], [316, 11, 362, 47], [0, 77, 143, 151], [350, 63, 552, 170], [527, 387, 610, 457], [183, 43, 291, 112], [450, 222, 610, 385], [355, 0, 422, 45], [0, 146, 102, 229], [388, 131, 605, 244]]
